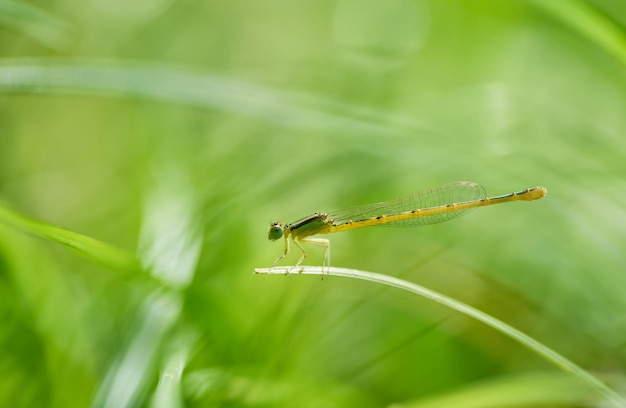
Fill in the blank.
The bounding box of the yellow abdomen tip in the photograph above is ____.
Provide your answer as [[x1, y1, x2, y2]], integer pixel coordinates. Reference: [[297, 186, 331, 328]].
[[531, 186, 547, 200]]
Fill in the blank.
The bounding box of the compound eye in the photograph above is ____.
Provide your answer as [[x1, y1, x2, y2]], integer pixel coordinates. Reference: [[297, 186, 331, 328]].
[[268, 223, 284, 240]]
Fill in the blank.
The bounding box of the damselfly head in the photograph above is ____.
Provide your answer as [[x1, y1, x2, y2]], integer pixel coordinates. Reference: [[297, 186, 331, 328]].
[[268, 222, 285, 240]]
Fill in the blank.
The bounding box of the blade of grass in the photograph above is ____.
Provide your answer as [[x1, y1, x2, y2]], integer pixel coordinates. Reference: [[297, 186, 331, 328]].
[[0, 1, 73, 49], [255, 266, 625, 408], [93, 167, 202, 408], [0, 58, 419, 136], [531, 0, 626, 65], [391, 372, 601, 408], [0, 200, 141, 273]]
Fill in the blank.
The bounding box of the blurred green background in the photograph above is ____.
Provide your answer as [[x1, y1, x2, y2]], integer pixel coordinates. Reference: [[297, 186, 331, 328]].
[[1, 0, 626, 407]]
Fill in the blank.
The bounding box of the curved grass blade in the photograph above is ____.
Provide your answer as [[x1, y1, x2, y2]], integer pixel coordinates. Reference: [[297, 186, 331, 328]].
[[531, 0, 626, 65], [0, 1, 73, 49], [0, 58, 420, 136], [255, 266, 626, 408], [0, 200, 141, 273]]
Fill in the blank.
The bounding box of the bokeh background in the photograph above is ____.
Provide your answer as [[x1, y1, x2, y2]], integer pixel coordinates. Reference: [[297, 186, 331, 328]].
[[1, 0, 626, 407]]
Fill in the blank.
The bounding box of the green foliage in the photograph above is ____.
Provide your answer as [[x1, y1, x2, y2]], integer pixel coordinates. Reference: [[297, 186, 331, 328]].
[[1, 0, 626, 407]]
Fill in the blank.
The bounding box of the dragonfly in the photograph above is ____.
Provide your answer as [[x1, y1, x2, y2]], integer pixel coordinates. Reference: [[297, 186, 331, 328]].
[[267, 181, 547, 268]]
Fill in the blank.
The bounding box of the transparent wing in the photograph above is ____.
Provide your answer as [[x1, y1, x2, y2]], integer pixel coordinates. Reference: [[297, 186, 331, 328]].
[[327, 181, 487, 227]]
